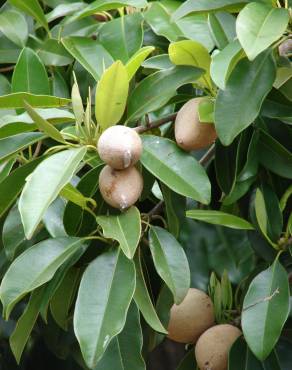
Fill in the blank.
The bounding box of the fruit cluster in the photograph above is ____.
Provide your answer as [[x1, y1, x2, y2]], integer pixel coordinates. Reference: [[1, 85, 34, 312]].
[[97, 125, 143, 209], [168, 288, 241, 370]]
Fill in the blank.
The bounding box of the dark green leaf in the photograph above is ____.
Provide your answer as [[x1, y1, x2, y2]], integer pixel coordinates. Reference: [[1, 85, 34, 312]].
[[0, 10, 28, 47], [38, 38, 74, 66], [208, 12, 236, 50], [8, 0, 48, 31]]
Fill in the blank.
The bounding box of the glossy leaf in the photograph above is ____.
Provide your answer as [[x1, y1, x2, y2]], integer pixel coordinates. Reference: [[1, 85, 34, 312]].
[[95, 302, 146, 370], [0, 237, 85, 319], [38, 39, 74, 67], [215, 51, 276, 145], [0, 10, 28, 47], [128, 66, 203, 122], [0, 93, 70, 109], [242, 259, 290, 360], [12, 48, 50, 95], [186, 210, 254, 230], [62, 37, 114, 81], [125, 46, 155, 81], [46, 2, 86, 23], [236, 3, 289, 60], [10, 288, 44, 363], [141, 136, 211, 204], [96, 207, 141, 259], [133, 253, 167, 334], [99, 13, 143, 64], [95, 61, 129, 130], [74, 248, 135, 368], [208, 12, 236, 50], [149, 226, 190, 304], [8, 0, 48, 31], [19, 147, 87, 239]]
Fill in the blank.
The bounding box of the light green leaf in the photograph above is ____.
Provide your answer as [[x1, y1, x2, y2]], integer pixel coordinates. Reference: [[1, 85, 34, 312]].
[[0, 237, 85, 319], [125, 46, 155, 81], [236, 3, 289, 61], [10, 288, 44, 364], [74, 248, 136, 368], [8, 0, 48, 31], [149, 226, 190, 304], [19, 147, 87, 239], [95, 61, 129, 130], [134, 253, 167, 334], [169, 40, 212, 89], [46, 2, 86, 23], [208, 12, 236, 50], [96, 207, 141, 259], [62, 37, 114, 81], [12, 48, 50, 95], [141, 136, 211, 204], [38, 38, 74, 67], [60, 183, 91, 209], [0, 93, 70, 109], [242, 259, 290, 360], [186, 210, 254, 230], [215, 51, 276, 145], [127, 66, 203, 122], [0, 10, 28, 47], [210, 39, 244, 90]]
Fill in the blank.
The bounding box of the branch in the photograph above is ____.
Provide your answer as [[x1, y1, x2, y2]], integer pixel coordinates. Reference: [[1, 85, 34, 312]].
[[0, 65, 14, 73], [135, 113, 177, 134]]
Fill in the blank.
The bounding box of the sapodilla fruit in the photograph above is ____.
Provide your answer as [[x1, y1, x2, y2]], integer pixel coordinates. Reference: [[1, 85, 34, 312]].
[[279, 39, 292, 56], [195, 324, 242, 370], [167, 288, 215, 344], [97, 125, 142, 170], [175, 98, 217, 151], [99, 165, 143, 209]]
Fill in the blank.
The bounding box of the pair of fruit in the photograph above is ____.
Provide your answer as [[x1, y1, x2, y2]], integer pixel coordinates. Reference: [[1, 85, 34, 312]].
[[98, 126, 144, 209], [168, 288, 241, 370]]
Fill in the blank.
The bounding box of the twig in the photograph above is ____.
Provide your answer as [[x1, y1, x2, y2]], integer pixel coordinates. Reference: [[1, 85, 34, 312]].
[[148, 200, 164, 217], [199, 143, 215, 166], [135, 113, 177, 134], [33, 141, 43, 159], [243, 288, 280, 312], [0, 65, 14, 73]]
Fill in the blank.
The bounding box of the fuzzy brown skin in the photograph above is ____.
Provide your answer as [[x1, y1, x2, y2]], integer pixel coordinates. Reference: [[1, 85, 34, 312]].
[[167, 288, 215, 344], [99, 165, 143, 209], [98, 126, 142, 170], [195, 324, 242, 370], [175, 98, 217, 151]]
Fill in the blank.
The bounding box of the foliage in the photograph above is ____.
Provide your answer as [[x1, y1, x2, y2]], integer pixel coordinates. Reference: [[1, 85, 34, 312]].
[[0, 0, 291, 369]]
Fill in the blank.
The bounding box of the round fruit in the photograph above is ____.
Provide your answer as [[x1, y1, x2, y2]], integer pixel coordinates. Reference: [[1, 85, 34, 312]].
[[167, 288, 215, 344], [99, 165, 143, 209], [279, 39, 292, 56], [195, 324, 242, 370], [175, 98, 217, 151], [97, 126, 142, 170]]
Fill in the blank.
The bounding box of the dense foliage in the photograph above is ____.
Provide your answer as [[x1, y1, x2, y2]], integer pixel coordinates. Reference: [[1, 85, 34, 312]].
[[0, 0, 291, 369]]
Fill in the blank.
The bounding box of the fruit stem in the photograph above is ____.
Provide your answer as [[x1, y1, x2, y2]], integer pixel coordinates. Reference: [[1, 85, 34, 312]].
[[135, 113, 177, 134]]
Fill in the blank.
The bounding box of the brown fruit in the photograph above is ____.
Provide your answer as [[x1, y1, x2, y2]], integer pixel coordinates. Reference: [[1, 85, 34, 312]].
[[97, 126, 142, 170], [195, 324, 242, 370], [175, 98, 217, 151], [279, 39, 292, 56], [99, 165, 143, 209], [167, 288, 215, 344]]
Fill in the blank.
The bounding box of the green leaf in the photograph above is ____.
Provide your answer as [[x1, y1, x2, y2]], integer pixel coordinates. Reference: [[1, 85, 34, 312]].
[[60, 183, 91, 209], [0, 157, 15, 183], [198, 97, 214, 122], [168, 40, 212, 89], [127, 66, 203, 122], [62, 37, 114, 81], [149, 226, 190, 304], [172, 0, 248, 21], [133, 253, 167, 334], [236, 3, 289, 61], [0, 157, 43, 218], [94, 302, 146, 370], [142, 54, 173, 70], [99, 13, 143, 64], [0, 132, 45, 162], [46, 2, 86, 23], [210, 39, 244, 90], [242, 259, 290, 360], [43, 198, 67, 238], [0, 93, 70, 109], [186, 210, 254, 230], [74, 248, 135, 369], [215, 52, 276, 145], [0, 10, 28, 47], [96, 207, 141, 259], [67, 0, 147, 23], [95, 61, 129, 130], [8, 0, 48, 32], [208, 12, 236, 50], [38, 38, 74, 67], [24, 102, 66, 144], [10, 288, 44, 364], [0, 237, 85, 319], [19, 147, 87, 239], [125, 46, 155, 81], [257, 129, 292, 179], [141, 136, 211, 204]]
